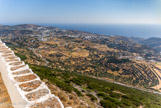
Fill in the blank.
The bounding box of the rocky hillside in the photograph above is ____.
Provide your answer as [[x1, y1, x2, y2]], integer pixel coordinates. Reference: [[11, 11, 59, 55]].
[[0, 24, 160, 88], [1, 24, 161, 107]]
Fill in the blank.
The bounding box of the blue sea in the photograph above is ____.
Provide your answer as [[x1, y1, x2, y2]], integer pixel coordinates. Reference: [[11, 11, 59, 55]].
[[41, 24, 161, 39]]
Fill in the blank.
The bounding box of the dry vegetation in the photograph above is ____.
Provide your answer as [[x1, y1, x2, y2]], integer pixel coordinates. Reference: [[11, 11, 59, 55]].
[[8, 37, 160, 89], [0, 73, 13, 108], [1, 24, 161, 107]]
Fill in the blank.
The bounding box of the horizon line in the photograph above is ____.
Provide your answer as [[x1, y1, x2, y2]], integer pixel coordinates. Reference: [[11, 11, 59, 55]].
[[1, 23, 161, 26]]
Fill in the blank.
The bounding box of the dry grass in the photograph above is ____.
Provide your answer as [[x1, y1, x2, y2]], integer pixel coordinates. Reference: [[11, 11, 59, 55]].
[[0, 73, 13, 108], [71, 50, 89, 58], [92, 43, 119, 52], [47, 83, 96, 108], [107, 70, 120, 76]]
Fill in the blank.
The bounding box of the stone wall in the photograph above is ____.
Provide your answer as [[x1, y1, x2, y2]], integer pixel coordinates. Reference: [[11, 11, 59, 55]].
[[0, 40, 64, 108]]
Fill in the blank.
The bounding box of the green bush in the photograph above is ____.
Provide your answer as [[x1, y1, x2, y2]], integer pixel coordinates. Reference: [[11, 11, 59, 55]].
[[71, 77, 85, 86], [100, 100, 117, 108], [15, 53, 27, 61], [97, 92, 107, 98], [110, 92, 121, 98], [87, 82, 99, 90], [107, 57, 130, 64], [86, 94, 97, 101], [56, 81, 73, 92], [74, 88, 83, 96]]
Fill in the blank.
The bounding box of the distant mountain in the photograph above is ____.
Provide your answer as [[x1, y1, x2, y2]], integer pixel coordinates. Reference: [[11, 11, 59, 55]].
[[14, 24, 40, 29], [131, 37, 161, 51], [0, 24, 40, 30], [141, 37, 161, 47], [131, 37, 145, 43]]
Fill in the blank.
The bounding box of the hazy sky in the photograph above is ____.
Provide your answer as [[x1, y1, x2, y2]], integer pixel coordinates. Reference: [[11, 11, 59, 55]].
[[0, 0, 161, 24]]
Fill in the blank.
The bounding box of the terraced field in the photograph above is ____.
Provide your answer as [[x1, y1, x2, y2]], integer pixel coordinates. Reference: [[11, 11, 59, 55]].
[[6, 36, 159, 88]]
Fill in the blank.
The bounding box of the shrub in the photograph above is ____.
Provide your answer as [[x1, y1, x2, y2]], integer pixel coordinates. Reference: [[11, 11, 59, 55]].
[[74, 88, 83, 96], [110, 92, 121, 98], [100, 100, 117, 108], [86, 94, 97, 101], [15, 53, 27, 61], [55, 81, 73, 93], [71, 77, 85, 86], [107, 57, 130, 64], [97, 92, 107, 98], [87, 83, 99, 89]]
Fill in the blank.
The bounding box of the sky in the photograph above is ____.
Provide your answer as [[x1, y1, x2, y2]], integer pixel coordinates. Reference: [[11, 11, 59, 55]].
[[0, 0, 161, 24]]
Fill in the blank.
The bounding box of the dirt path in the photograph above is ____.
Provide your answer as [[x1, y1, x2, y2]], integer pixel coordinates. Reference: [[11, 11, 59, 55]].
[[0, 73, 13, 108], [32, 48, 49, 66]]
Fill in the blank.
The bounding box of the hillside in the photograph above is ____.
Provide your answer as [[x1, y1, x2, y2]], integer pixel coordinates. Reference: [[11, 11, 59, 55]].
[[1, 24, 161, 107], [3, 36, 158, 88], [29, 64, 161, 108], [0, 24, 160, 88], [131, 37, 161, 52], [4, 47, 161, 108]]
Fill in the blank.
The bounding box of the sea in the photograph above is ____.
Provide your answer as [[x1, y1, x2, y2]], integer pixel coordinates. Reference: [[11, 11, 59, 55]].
[[41, 24, 161, 39]]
